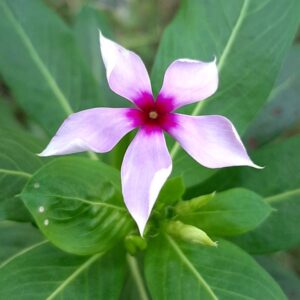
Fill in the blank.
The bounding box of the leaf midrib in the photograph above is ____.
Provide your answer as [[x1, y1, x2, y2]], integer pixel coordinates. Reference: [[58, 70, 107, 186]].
[[165, 234, 219, 300], [192, 0, 250, 117], [46, 252, 103, 300], [0, 1, 73, 116], [0, 240, 48, 269], [23, 192, 126, 211], [0, 239, 103, 300], [0, 168, 31, 178]]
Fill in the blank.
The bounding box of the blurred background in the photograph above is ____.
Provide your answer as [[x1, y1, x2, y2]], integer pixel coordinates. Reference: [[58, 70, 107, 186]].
[[0, 0, 299, 298]]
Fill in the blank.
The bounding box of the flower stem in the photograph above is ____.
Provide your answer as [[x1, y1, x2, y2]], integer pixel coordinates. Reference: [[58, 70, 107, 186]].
[[126, 254, 150, 300]]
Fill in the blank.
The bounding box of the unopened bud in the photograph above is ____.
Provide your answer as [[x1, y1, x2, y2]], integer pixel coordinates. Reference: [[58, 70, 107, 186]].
[[166, 220, 217, 247], [175, 192, 216, 215], [124, 235, 147, 255]]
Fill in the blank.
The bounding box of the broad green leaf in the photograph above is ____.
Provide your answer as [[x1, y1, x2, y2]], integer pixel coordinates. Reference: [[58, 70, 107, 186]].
[[153, 0, 300, 188], [188, 136, 300, 253], [256, 256, 300, 300], [245, 45, 300, 147], [72, 6, 128, 108], [0, 97, 23, 131], [172, 151, 217, 189], [0, 129, 43, 221], [0, 0, 103, 135], [73, 5, 111, 85], [231, 189, 300, 254], [177, 188, 272, 237], [0, 223, 126, 300], [21, 157, 134, 255], [189, 135, 300, 198], [156, 176, 185, 209], [0, 221, 43, 262], [145, 235, 287, 300]]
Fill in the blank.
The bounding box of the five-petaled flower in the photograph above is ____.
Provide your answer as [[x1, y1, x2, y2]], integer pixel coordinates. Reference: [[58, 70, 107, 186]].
[[40, 33, 259, 235]]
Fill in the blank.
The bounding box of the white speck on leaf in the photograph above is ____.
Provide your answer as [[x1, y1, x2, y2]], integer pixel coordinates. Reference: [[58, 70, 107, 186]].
[[38, 206, 45, 213], [34, 182, 40, 189]]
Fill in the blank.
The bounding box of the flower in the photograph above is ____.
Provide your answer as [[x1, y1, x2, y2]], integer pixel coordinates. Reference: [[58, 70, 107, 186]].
[[39, 32, 259, 235]]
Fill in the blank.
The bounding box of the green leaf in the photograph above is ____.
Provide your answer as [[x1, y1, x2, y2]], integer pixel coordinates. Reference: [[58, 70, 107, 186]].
[[156, 176, 185, 209], [189, 136, 300, 253], [145, 235, 287, 300], [0, 129, 43, 221], [0, 223, 126, 300], [190, 135, 300, 198], [0, 221, 43, 262], [231, 189, 300, 254], [0, 0, 103, 135], [72, 5, 127, 108], [172, 151, 217, 190], [0, 97, 23, 131], [256, 256, 300, 300], [21, 157, 134, 255], [153, 0, 300, 188], [73, 6, 111, 85], [245, 45, 300, 147], [177, 188, 272, 237]]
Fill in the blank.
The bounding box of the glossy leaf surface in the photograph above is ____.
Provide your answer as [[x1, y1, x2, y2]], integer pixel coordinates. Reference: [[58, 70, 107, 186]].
[[0, 223, 126, 300], [177, 188, 272, 237], [145, 235, 287, 300], [0, 0, 103, 135], [22, 157, 133, 255]]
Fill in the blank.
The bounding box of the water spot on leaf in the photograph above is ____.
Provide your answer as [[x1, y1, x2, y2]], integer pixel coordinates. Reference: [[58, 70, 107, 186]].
[[38, 206, 45, 213]]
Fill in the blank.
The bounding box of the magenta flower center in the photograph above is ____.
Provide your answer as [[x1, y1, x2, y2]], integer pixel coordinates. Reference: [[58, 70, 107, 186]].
[[128, 93, 177, 132]]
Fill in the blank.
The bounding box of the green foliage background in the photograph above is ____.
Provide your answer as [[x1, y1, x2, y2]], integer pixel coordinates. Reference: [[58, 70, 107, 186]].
[[0, 0, 300, 299]]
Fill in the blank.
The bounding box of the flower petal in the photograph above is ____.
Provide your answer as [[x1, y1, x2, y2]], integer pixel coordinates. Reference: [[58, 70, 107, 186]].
[[168, 114, 260, 168], [39, 108, 136, 156], [99, 32, 153, 105], [158, 59, 218, 110], [121, 129, 172, 235]]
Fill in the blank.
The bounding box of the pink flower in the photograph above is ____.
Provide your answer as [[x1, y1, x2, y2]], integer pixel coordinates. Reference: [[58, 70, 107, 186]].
[[40, 33, 259, 235]]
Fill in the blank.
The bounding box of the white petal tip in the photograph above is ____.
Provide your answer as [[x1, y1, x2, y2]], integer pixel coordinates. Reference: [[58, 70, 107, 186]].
[[37, 150, 50, 157], [252, 163, 264, 169], [98, 29, 104, 40], [136, 221, 147, 237]]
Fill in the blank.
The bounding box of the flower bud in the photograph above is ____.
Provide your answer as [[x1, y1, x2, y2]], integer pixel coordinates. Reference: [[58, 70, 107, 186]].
[[124, 235, 147, 255], [166, 220, 217, 247], [175, 192, 216, 215]]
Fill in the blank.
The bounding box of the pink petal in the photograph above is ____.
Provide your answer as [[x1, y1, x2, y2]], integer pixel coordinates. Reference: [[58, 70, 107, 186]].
[[167, 114, 260, 169], [121, 129, 172, 235], [39, 108, 136, 156], [99, 32, 153, 105], [157, 59, 218, 110]]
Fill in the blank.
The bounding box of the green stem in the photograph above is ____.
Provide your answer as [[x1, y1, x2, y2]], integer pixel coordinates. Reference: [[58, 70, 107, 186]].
[[126, 254, 150, 300], [265, 188, 300, 204]]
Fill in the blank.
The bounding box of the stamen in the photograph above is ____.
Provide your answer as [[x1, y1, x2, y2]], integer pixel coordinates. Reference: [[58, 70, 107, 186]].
[[149, 111, 158, 119]]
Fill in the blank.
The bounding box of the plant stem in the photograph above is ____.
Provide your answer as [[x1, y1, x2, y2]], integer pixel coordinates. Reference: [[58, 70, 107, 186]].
[[126, 254, 150, 300]]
